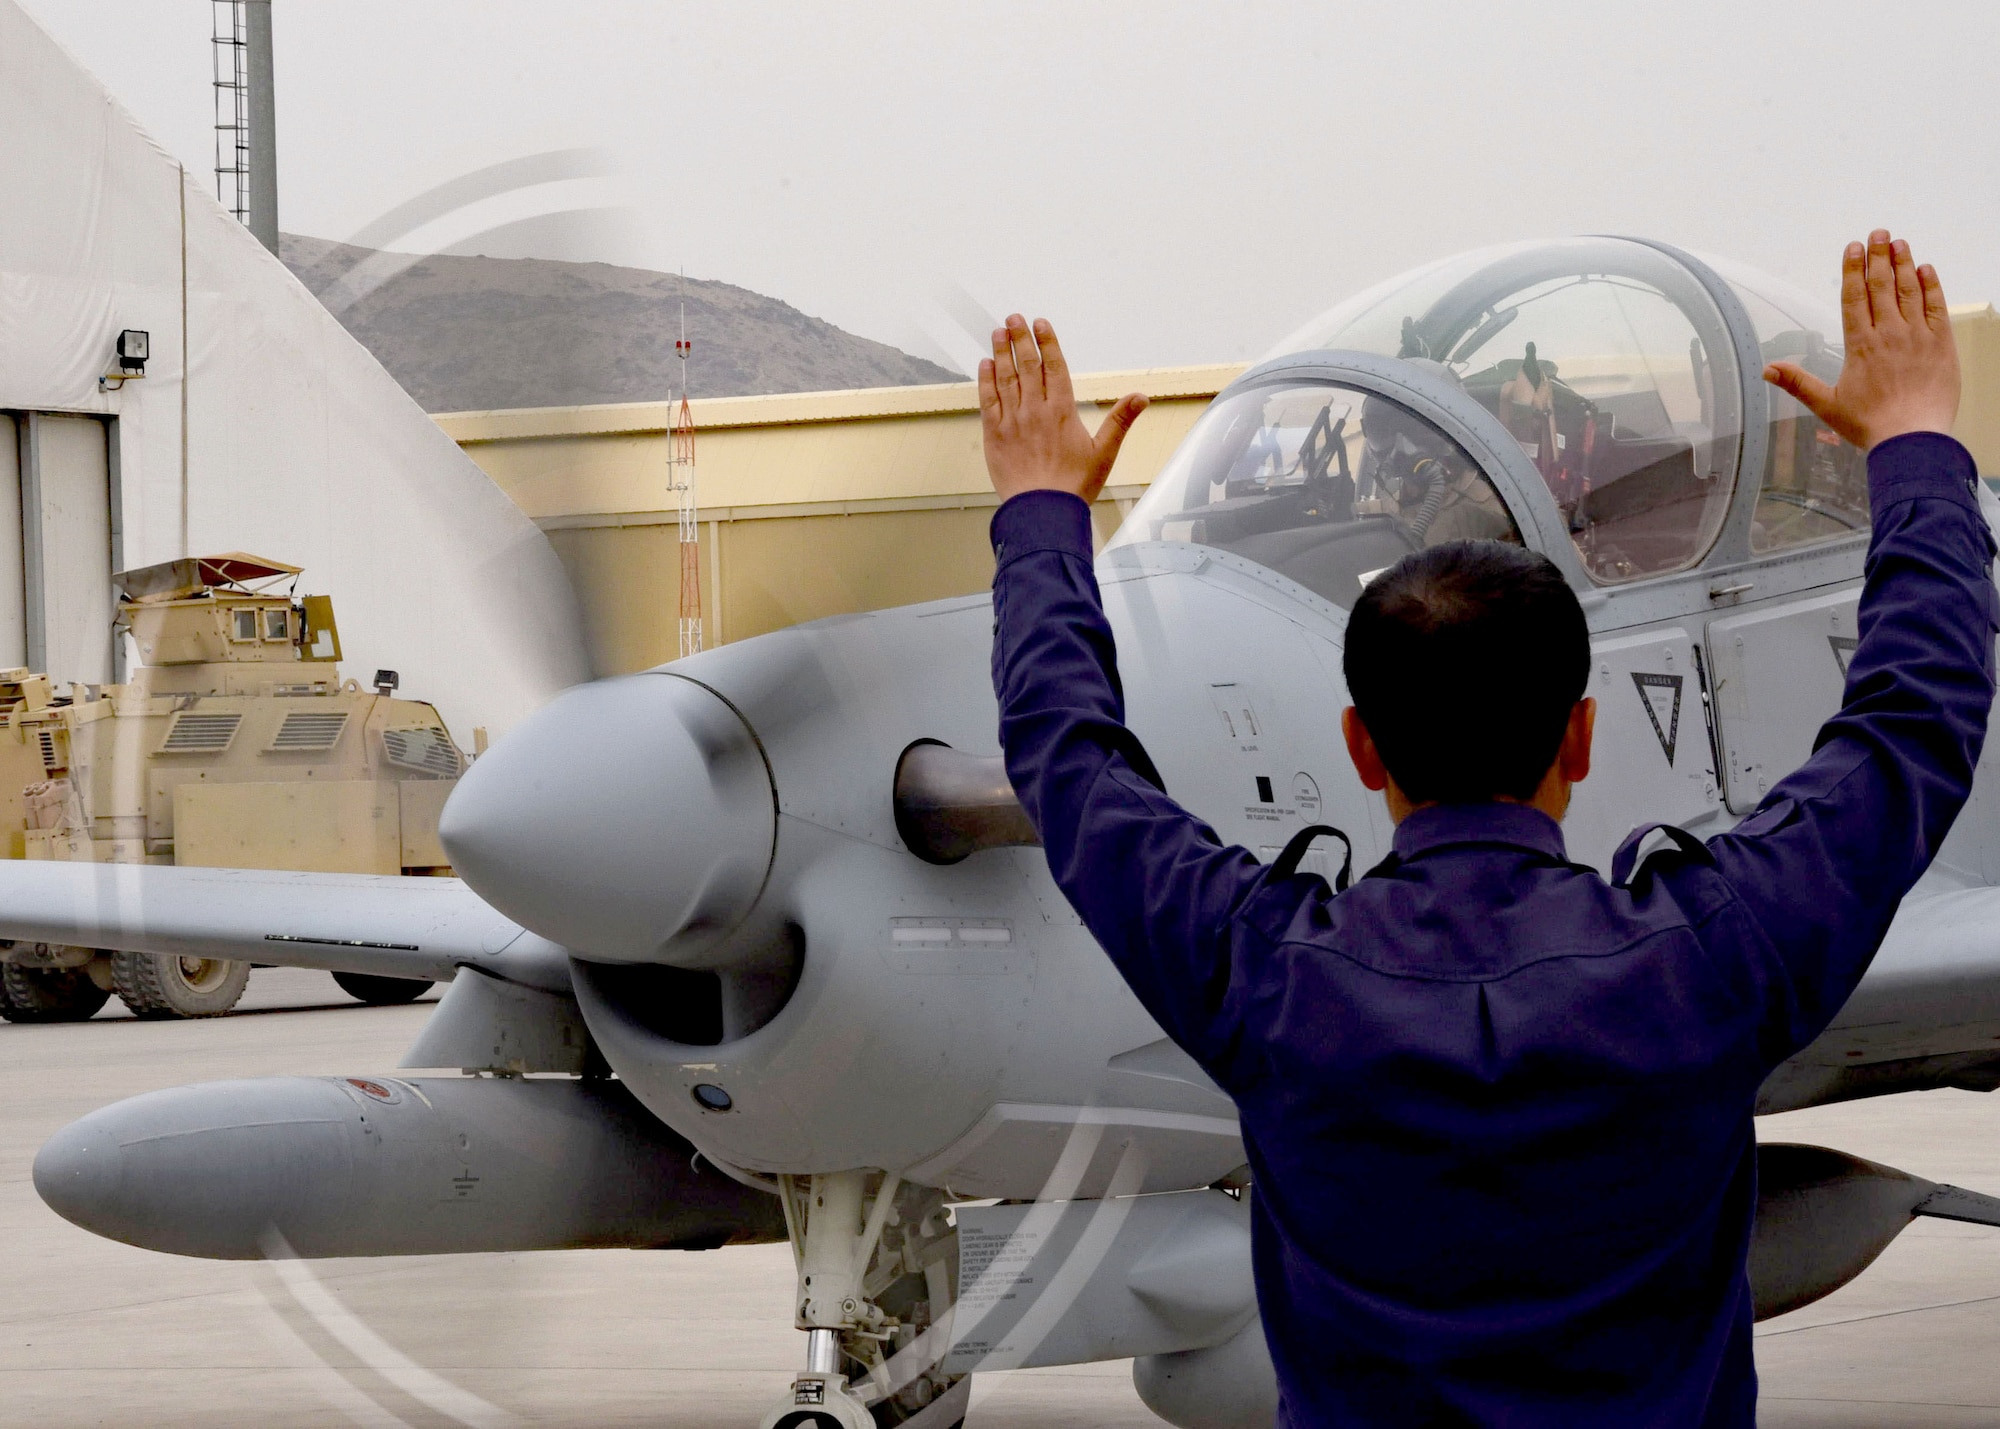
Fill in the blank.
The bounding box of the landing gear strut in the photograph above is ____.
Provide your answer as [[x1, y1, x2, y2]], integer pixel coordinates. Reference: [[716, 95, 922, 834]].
[[760, 1170, 967, 1429]]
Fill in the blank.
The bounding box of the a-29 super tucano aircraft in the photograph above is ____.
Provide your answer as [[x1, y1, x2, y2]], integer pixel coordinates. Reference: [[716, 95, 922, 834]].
[[9, 237, 2000, 1429]]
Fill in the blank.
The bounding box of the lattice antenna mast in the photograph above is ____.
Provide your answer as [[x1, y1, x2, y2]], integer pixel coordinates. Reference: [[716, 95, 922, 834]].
[[669, 276, 703, 658], [210, 1, 250, 225]]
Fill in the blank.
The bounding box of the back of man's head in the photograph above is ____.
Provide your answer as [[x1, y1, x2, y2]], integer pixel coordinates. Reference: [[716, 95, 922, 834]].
[[1343, 541, 1589, 805]]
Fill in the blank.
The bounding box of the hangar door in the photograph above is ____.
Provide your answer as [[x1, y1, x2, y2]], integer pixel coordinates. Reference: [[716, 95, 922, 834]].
[[0, 413, 119, 687]]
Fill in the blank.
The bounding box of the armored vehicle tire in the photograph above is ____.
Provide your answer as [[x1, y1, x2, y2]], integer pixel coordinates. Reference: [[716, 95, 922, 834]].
[[0, 963, 111, 1022], [110, 952, 250, 1019], [332, 970, 434, 1005]]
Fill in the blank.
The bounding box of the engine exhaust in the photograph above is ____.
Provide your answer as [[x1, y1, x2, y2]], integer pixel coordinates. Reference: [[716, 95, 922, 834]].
[[894, 741, 1040, 865]]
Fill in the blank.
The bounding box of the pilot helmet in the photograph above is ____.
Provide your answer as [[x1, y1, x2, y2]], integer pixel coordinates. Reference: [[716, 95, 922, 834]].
[[1360, 359, 1463, 495]]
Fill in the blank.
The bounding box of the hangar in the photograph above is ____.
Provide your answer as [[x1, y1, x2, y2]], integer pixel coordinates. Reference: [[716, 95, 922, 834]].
[[0, 0, 587, 738]]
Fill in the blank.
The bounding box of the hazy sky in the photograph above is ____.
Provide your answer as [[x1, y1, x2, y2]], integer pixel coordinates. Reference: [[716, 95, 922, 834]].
[[19, 1, 2000, 376]]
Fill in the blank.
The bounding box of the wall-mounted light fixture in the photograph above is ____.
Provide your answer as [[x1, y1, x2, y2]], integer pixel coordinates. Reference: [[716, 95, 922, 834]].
[[99, 329, 150, 391]]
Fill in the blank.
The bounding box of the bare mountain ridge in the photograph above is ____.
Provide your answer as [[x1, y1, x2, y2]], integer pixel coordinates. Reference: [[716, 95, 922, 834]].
[[281, 235, 960, 414]]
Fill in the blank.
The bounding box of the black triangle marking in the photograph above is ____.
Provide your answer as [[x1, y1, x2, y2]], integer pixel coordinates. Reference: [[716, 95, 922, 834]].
[[1829, 635, 1858, 679], [1631, 672, 1684, 767]]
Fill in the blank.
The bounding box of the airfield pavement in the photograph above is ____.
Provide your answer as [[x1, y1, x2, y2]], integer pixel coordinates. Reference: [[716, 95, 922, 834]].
[[3, 970, 2000, 1426]]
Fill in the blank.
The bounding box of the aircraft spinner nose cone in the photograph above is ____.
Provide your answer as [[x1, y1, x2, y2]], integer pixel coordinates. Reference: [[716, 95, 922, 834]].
[[440, 673, 774, 964]]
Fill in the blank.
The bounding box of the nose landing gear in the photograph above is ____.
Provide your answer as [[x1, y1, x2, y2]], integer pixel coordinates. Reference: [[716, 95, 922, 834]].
[[759, 1170, 967, 1429]]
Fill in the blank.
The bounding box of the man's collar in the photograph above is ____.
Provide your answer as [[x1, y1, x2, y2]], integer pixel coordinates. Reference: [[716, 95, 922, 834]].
[[1390, 802, 1570, 863]]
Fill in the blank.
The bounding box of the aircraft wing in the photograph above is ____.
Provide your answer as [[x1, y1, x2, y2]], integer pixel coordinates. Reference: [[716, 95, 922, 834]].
[[1762, 882, 2000, 1113], [8, 861, 1998, 1110], [0, 862, 567, 991]]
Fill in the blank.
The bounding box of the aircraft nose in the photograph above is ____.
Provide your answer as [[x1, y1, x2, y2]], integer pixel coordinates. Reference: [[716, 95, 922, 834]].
[[440, 673, 775, 965]]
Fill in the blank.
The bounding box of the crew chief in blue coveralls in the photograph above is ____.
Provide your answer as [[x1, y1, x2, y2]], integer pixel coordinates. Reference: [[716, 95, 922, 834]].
[[980, 232, 1998, 1426]]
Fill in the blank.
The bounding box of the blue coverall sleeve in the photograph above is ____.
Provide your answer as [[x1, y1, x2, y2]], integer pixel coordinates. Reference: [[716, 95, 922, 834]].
[[1689, 433, 2000, 1058], [989, 491, 1298, 1070]]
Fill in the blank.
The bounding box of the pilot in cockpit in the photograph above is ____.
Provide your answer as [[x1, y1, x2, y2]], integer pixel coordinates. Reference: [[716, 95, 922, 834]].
[[1357, 370, 1517, 547]]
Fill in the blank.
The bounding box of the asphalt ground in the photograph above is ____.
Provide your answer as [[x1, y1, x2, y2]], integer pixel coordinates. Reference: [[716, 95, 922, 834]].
[[2, 966, 1999, 1426]]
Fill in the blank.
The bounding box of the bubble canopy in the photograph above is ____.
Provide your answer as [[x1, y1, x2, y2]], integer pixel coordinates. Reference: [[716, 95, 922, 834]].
[[1112, 238, 1863, 603]]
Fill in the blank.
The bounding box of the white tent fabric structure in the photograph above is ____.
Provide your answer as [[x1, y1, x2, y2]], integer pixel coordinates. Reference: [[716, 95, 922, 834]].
[[0, 2, 589, 738]]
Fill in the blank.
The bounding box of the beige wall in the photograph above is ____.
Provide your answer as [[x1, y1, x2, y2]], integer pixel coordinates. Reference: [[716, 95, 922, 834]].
[[1952, 305, 2000, 478], [542, 505, 1078, 676], [439, 367, 1234, 675], [443, 315, 2000, 679]]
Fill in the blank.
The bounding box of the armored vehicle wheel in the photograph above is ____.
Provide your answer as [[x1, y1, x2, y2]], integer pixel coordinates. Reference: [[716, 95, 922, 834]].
[[0, 963, 110, 1022], [331, 970, 434, 1005], [111, 952, 250, 1019]]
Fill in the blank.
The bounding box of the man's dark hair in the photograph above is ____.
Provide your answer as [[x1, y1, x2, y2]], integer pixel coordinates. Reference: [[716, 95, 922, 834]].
[[1343, 541, 1589, 804]]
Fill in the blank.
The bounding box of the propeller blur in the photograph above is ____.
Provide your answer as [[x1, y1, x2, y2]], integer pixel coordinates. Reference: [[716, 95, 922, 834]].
[[13, 238, 2000, 1429]]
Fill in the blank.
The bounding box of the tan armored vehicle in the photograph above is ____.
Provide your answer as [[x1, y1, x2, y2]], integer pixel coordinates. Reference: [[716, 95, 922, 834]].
[[0, 554, 468, 1022]]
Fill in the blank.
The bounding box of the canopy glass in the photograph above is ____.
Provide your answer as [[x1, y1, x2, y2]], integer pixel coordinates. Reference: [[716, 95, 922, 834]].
[[1109, 380, 1518, 609], [1117, 239, 1865, 598]]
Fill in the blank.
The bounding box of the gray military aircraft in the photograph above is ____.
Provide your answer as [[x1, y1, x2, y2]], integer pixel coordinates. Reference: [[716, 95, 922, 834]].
[[9, 236, 2000, 1429]]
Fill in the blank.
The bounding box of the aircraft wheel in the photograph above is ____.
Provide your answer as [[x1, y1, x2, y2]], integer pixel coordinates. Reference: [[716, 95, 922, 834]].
[[872, 1383, 966, 1428], [763, 1379, 964, 1429], [111, 951, 250, 1019], [0, 961, 111, 1022], [772, 1408, 960, 1416], [870, 1371, 968, 1428], [331, 970, 434, 1005], [764, 1383, 964, 1429]]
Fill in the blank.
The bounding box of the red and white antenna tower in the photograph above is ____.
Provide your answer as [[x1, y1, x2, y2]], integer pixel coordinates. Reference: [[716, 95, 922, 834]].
[[668, 279, 702, 658]]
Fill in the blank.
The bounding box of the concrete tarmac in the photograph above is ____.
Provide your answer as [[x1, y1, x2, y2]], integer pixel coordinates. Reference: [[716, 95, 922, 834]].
[[3, 968, 2000, 1426]]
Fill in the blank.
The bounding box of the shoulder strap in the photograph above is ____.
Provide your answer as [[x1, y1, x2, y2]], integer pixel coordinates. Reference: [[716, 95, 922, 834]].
[[1610, 821, 1713, 887], [1271, 823, 1354, 892]]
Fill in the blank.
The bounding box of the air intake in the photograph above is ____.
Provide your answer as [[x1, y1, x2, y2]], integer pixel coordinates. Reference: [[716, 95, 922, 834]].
[[158, 712, 242, 755], [381, 727, 462, 778], [267, 710, 348, 753]]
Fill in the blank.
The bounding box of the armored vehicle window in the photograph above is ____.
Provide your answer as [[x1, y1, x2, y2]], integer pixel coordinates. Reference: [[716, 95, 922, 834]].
[[1109, 380, 1519, 609], [1703, 255, 1869, 552], [1274, 238, 1746, 585], [230, 608, 258, 641], [262, 608, 289, 642]]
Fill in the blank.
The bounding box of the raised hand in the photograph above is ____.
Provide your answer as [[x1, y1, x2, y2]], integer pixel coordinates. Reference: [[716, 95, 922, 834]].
[[1765, 230, 1960, 451], [980, 314, 1148, 504]]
